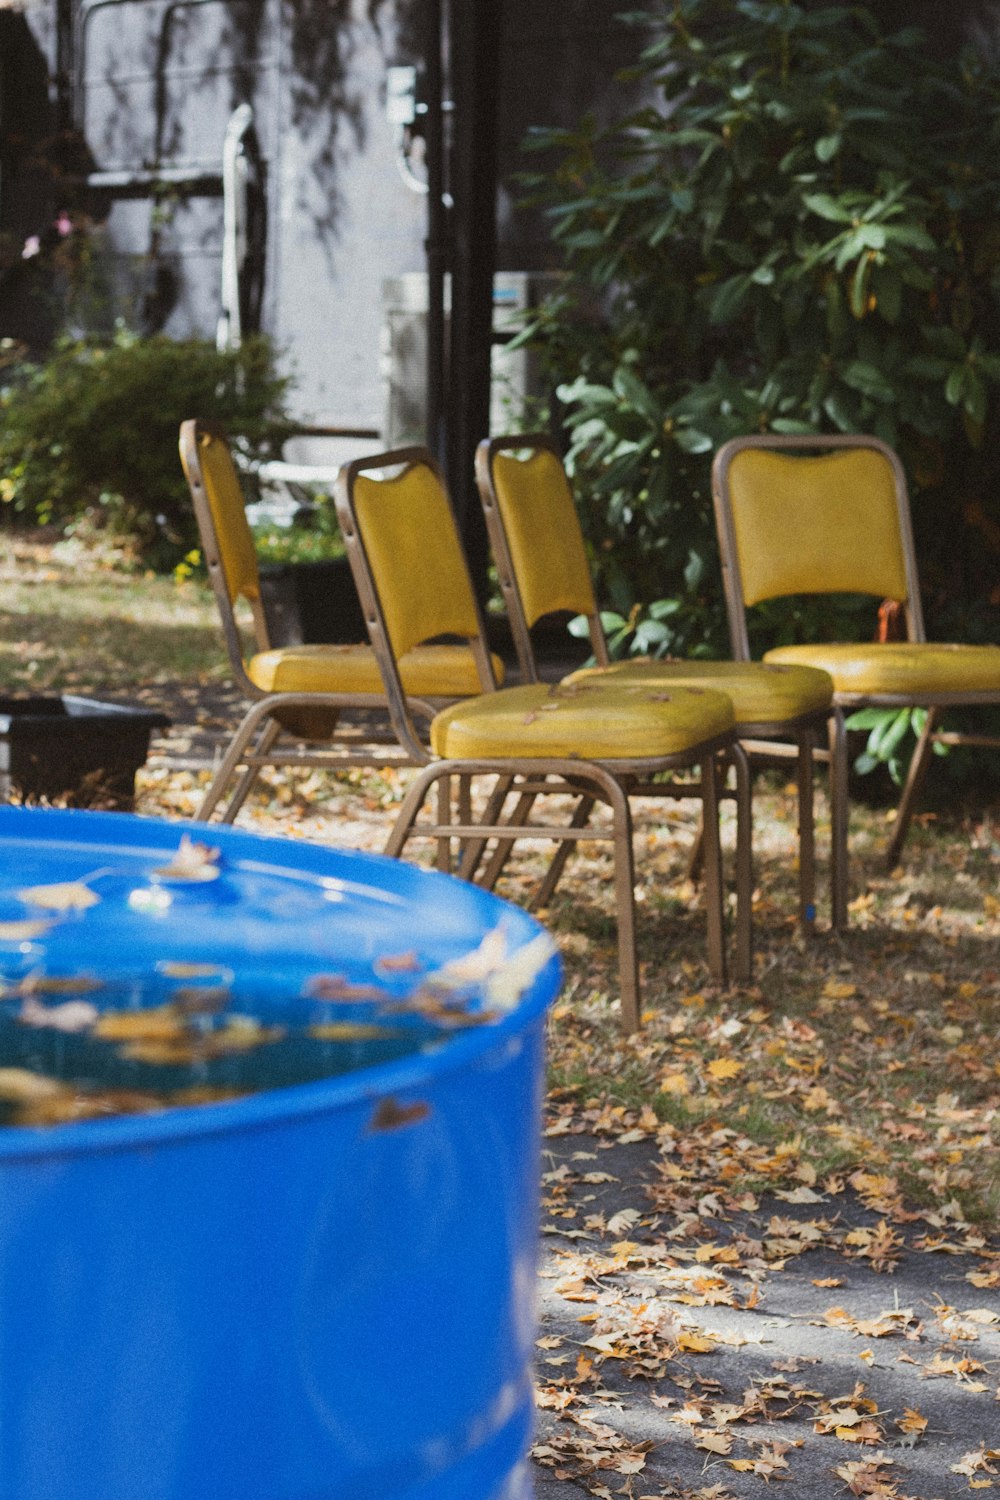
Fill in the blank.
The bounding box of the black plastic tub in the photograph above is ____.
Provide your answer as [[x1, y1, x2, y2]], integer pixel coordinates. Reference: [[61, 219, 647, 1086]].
[[0, 696, 170, 809], [258, 557, 366, 645]]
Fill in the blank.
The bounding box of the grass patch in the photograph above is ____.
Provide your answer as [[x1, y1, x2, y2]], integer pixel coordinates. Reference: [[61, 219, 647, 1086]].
[[2, 529, 998, 1227]]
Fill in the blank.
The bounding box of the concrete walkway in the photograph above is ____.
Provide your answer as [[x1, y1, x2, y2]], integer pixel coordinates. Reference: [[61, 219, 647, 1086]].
[[531, 1133, 1000, 1500]]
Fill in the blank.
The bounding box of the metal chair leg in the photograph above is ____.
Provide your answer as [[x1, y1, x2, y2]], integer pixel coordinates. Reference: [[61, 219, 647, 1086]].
[[796, 729, 817, 935], [435, 774, 453, 872], [605, 777, 641, 1033], [829, 707, 850, 931], [885, 705, 939, 871], [383, 763, 443, 858], [195, 704, 281, 822], [530, 796, 596, 910], [456, 774, 515, 882], [475, 788, 540, 891], [730, 742, 753, 982], [686, 819, 705, 882], [700, 754, 727, 985]]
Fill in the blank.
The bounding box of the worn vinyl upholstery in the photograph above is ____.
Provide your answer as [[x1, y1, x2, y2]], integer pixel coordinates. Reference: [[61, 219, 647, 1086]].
[[566, 659, 833, 727], [766, 641, 1000, 697], [491, 448, 597, 625], [727, 448, 909, 606], [430, 681, 735, 761]]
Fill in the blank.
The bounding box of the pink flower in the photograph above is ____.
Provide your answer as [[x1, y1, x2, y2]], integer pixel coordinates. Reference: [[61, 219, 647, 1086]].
[[21, 236, 40, 260], [55, 213, 73, 237]]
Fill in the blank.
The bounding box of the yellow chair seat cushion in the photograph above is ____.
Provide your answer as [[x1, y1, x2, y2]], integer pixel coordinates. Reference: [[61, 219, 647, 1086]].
[[565, 659, 832, 725], [249, 643, 504, 698], [430, 682, 734, 761], [764, 641, 1000, 697]]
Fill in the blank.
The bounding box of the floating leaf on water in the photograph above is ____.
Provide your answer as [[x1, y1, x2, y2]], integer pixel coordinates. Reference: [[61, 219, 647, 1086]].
[[115, 1019, 283, 1067], [395, 993, 494, 1028], [368, 1096, 431, 1132], [484, 932, 558, 1012], [94, 1005, 188, 1042], [304, 974, 392, 1003], [170, 986, 232, 1015], [0, 919, 55, 942], [422, 925, 556, 1013], [0, 1066, 68, 1103], [157, 961, 233, 981], [19, 973, 104, 996], [17, 881, 101, 911], [427, 925, 510, 990], [18, 996, 99, 1033], [14, 1088, 164, 1127], [154, 835, 222, 882], [308, 1022, 408, 1042], [170, 1085, 249, 1108], [374, 950, 422, 975]]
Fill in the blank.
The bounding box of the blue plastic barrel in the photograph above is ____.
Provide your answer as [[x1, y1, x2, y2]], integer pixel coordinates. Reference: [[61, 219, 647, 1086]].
[[0, 806, 560, 1500]]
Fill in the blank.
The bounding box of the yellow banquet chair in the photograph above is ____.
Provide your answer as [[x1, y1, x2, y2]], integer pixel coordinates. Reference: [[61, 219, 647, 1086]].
[[333, 446, 752, 1031], [178, 420, 504, 824], [475, 433, 834, 934], [712, 432, 1000, 924]]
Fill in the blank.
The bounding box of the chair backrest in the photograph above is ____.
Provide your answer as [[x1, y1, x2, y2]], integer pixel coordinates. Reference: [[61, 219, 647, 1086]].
[[475, 434, 609, 682], [335, 448, 496, 756], [179, 420, 270, 673], [712, 433, 925, 658]]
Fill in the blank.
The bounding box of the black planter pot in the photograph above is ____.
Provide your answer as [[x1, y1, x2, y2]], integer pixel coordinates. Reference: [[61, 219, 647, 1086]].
[[0, 696, 171, 809], [258, 557, 366, 646]]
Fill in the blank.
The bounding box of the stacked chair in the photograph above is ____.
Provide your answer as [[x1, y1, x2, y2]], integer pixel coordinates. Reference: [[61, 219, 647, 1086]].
[[475, 434, 835, 934], [333, 446, 753, 1031], [179, 419, 505, 824], [712, 434, 1000, 923]]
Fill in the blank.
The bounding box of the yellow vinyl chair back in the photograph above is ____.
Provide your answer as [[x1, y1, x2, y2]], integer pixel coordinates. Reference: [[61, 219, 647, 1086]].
[[713, 434, 924, 660], [476, 434, 609, 683], [192, 424, 262, 609], [724, 445, 911, 608], [351, 458, 485, 663], [179, 423, 499, 827], [712, 431, 1000, 885], [490, 446, 598, 626]]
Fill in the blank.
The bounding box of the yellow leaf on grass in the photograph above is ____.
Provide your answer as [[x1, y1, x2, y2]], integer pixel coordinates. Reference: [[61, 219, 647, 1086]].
[[707, 1057, 743, 1081], [822, 979, 857, 999], [661, 1072, 691, 1095]]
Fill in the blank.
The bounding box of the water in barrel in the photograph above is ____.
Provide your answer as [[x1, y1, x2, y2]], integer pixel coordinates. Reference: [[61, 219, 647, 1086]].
[[0, 828, 554, 1127]]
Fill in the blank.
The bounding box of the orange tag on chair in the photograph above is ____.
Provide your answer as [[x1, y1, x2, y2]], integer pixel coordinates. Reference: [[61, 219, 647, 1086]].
[[876, 599, 906, 642]]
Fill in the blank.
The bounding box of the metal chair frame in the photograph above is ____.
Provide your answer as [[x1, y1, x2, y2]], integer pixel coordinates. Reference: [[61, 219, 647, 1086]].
[[712, 431, 1000, 922], [180, 420, 442, 823], [334, 446, 752, 1032], [476, 433, 829, 934]]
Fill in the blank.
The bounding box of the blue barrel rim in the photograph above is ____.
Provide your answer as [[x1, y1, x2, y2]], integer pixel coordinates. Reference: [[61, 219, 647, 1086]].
[[0, 806, 561, 1162]]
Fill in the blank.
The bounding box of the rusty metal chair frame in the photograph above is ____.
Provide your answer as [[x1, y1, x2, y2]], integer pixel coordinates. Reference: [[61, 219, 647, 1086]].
[[179, 419, 441, 823], [476, 433, 829, 935], [334, 446, 752, 1032], [712, 432, 1000, 924]]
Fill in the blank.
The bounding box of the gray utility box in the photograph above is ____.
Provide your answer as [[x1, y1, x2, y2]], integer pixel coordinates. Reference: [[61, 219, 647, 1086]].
[[0, 697, 171, 810], [380, 272, 563, 448]]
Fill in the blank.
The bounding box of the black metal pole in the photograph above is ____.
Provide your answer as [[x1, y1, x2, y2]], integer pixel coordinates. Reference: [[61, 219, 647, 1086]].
[[424, 0, 447, 464], [445, 0, 501, 603]]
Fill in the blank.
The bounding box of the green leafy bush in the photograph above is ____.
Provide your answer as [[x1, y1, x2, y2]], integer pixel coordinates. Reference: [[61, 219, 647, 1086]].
[[0, 329, 292, 568], [251, 500, 346, 566], [521, 0, 1000, 670]]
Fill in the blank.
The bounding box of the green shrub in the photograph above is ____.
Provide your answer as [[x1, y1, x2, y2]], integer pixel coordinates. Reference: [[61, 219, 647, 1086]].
[[521, 1, 1000, 664], [0, 329, 292, 569], [251, 499, 346, 566]]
